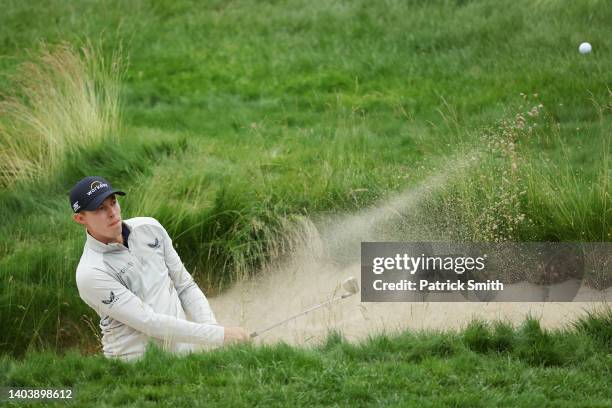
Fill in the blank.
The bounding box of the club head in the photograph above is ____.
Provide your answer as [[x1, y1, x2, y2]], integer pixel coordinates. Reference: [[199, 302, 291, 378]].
[[342, 277, 360, 296]]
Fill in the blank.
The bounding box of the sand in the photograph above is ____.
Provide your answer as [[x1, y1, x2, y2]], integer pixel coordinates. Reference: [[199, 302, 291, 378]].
[[210, 255, 610, 346]]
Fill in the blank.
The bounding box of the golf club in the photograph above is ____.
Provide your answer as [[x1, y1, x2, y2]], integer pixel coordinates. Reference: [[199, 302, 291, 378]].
[[249, 277, 360, 338]]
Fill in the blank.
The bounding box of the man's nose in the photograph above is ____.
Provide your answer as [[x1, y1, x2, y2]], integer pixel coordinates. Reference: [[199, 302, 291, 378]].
[[108, 205, 119, 218]]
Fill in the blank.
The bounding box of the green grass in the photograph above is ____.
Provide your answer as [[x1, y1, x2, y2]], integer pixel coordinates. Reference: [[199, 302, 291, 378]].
[[1, 312, 611, 407], [0, 0, 610, 358], [418, 101, 610, 244], [0, 42, 123, 187]]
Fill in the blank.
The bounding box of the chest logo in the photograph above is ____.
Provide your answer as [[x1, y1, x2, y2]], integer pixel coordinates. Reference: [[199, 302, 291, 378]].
[[147, 238, 160, 249], [119, 261, 134, 274]]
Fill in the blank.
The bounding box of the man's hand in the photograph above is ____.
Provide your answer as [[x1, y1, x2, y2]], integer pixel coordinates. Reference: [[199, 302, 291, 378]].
[[223, 327, 250, 344]]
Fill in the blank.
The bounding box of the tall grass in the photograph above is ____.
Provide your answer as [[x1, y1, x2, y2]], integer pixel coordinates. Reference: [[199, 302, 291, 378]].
[[420, 94, 611, 243], [522, 134, 610, 242], [0, 42, 124, 186], [122, 119, 383, 291]]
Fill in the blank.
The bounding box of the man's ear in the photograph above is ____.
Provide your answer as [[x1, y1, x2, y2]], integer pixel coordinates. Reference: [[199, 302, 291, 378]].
[[73, 213, 87, 226]]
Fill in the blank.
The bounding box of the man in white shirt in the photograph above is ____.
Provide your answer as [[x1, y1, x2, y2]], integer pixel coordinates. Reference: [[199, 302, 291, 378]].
[[70, 176, 248, 360]]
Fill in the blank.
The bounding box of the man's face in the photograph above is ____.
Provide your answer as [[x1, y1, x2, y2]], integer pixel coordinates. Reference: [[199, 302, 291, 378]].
[[73, 194, 122, 242]]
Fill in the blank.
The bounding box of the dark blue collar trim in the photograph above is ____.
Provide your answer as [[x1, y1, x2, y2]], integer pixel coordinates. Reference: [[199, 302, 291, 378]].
[[121, 222, 131, 248]]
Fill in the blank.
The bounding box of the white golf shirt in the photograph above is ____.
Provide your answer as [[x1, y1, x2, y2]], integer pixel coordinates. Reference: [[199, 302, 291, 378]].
[[75, 217, 224, 360]]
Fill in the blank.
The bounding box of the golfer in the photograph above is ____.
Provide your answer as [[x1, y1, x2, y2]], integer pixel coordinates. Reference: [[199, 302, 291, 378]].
[[70, 176, 248, 360]]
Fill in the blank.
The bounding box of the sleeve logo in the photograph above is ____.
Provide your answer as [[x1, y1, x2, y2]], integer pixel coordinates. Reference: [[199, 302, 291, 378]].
[[101, 291, 118, 307], [147, 238, 160, 249]]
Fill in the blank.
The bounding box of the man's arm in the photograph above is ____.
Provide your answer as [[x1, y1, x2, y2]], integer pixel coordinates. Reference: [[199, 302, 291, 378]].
[[76, 267, 225, 345], [160, 226, 218, 324]]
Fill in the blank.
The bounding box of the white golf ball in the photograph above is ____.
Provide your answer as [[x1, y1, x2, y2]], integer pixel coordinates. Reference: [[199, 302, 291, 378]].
[[579, 42, 592, 54]]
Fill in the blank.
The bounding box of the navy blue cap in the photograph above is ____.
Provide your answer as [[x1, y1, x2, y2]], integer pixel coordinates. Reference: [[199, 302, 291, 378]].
[[69, 176, 125, 213]]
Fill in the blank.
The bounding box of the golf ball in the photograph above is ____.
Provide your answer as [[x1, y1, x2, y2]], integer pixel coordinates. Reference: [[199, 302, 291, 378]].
[[579, 42, 592, 54]]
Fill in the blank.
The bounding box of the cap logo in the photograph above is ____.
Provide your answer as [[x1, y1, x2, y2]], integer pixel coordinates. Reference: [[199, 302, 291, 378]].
[[72, 201, 80, 212], [86, 181, 108, 196]]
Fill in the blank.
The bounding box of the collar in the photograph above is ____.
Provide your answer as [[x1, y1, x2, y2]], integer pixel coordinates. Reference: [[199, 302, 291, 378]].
[[122, 223, 131, 249], [85, 222, 131, 254]]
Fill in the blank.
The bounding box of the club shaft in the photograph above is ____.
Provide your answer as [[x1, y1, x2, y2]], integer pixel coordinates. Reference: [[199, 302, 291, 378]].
[[250, 294, 349, 338]]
